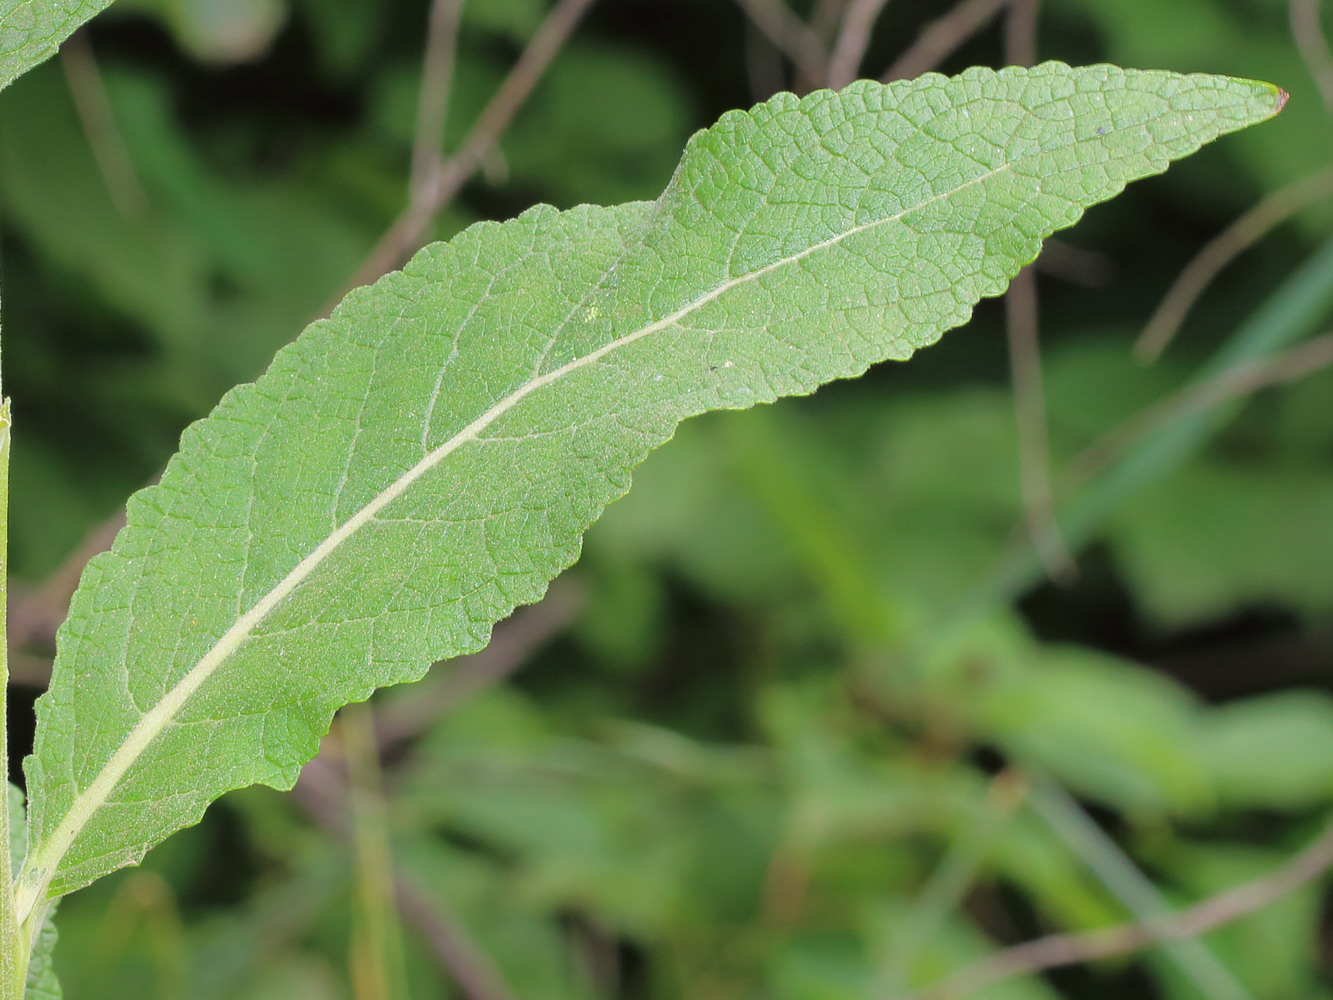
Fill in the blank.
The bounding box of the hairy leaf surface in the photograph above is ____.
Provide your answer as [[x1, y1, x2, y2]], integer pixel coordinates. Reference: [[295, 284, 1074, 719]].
[[17, 64, 1283, 912], [0, 0, 116, 91]]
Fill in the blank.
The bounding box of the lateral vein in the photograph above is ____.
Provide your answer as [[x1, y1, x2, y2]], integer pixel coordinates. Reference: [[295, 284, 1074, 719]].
[[16, 158, 1011, 919]]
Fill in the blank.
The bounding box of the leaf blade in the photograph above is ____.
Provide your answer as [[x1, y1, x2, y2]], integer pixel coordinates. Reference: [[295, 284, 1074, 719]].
[[0, 0, 117, 91], [20, 63, 1284, 909]]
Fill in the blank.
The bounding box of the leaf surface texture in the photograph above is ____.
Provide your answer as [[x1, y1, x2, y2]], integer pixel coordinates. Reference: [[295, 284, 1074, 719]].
[[0, 0, 116, 90], [19, 64, 1283, 908]]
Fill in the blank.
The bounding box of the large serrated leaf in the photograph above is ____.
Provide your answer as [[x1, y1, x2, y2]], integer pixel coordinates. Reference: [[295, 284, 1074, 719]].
[[16, 64, 1283, 915], [0, 0, 117, 91]]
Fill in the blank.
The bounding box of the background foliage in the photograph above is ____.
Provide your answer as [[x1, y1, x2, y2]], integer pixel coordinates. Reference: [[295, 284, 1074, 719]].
[[1, 1, 1330, 998]]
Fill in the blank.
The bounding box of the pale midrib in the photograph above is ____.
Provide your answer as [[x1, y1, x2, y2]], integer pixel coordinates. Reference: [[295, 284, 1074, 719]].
[[15, 156, 1012, 922]]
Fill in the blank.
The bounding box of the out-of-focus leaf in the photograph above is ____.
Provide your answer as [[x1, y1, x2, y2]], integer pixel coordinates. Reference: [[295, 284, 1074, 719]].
[[0, 66, 204, 357], [1200, 693, 1333, 808], [989, 810, 1125, 934], [1111, 461, 1333, 623], [586, 412, 799, 605], [397, 839, 592, 1000], [462, 0, 545, 41], [1150, 840, 1321, 999], [118, 0, 287, 63], [1042, 335, 1190, 444], [864, 899, 1061, 1000], [235, 958, 340, 1000], [105, 68, 376, 380], [572, 556, 668, 671], [978, 642, 1210, 815], [757, 681, 973, 846], [290, 0, 380, 79], [398, 689, 769, 933], [503, 44, 690, 205]]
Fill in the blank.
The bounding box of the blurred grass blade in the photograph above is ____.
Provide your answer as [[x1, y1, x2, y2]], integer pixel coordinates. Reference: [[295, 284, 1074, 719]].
[[977, 228, 1333, 608], [1030, 778, 1252, 1000], [16, 65, 1284, 925], [343, 705, 410, 1000]]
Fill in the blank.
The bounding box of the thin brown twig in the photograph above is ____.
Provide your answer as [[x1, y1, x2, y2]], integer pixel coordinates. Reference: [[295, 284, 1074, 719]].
[[1291, 0, 1333, 114], [732, 0, 829, 90], [1076, 330, 1333, 483], [292, 589, 571, 1000], [337, 0, 600, 302], [6, 0, 584, 687], [61, 31, 148, 219], [11, 1, 582, 689], [411, 0, 466, 193], [1031, 238, 1115, 288], [896, 817, 1333, 1000], [1005, 267, 1077, 584], [999, 0, 1070, 585], [879, 770, 1030, 994], [396, 879, 516, 1000], [745, 17, 790, 101], [826, 0, 892, 90], [344, 705, 409, 1000], [1002, 0, 1040, 70], [811, 0, 852, 42], [1029, 780, 1249, 999], [882, 0, 1010, 81], [1134, 165, 1333, 363], [1003, 0, 1062, 568], [13, 14, 469, 679], [294, 748, 517, 1000]]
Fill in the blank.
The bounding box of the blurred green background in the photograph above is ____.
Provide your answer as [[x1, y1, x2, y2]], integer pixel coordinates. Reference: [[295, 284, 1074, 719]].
[[3, 0, 1333, 997]]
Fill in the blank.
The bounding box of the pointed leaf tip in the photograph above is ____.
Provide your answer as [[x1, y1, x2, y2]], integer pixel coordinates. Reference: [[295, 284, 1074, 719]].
[[20, 63, 1288, 907]]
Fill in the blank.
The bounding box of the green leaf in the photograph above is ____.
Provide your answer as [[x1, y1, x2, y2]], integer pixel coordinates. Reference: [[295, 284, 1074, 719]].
[[1201, 693, 1333, 808], [17, 64, 1283, 916], [978, 646, 1209, 816], [1111, 458, 1333, 625], [22, 920, 58, 1000], [125, 0, 286, 64], [0, 0, 117, 91]]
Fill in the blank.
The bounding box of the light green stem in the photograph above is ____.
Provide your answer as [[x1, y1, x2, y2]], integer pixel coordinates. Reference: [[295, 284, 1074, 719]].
[[344, 703, 409, 1000], [0, 399, 29, 1000]]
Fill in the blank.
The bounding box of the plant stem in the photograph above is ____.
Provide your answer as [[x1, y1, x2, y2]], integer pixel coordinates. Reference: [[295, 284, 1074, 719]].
[[878, 770, 1029, 994], [0, 398, 28, 999], [970, 230, 1333, 611], [344, 704, 410, 1000], [1029, 779, 1251, 1000]]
